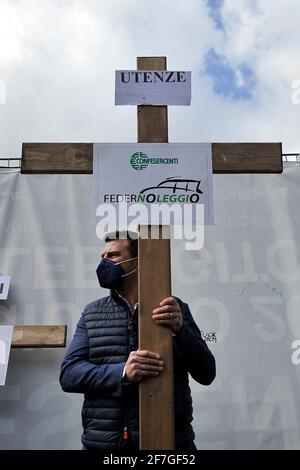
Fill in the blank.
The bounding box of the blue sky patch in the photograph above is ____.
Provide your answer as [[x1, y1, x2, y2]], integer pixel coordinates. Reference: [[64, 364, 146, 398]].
[[204, 49, 256, 101], [205, 0, 224, 30]]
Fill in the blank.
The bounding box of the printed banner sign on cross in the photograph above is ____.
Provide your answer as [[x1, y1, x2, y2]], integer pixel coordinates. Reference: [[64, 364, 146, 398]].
[[0, 325, 13, 386], [94, 143, 213, 236], [115, 70, 191, 105]]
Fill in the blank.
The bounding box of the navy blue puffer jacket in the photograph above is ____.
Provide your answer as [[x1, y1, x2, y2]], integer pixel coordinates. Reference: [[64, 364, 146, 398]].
[[59, 292, 216, 450]]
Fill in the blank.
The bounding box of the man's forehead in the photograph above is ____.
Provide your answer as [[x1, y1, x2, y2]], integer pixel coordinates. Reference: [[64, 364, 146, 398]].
[[102, 239, 129, 252]]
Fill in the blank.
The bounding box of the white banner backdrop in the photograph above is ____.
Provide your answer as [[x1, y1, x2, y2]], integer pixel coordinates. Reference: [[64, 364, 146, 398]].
[[0, 166, 299, 449]]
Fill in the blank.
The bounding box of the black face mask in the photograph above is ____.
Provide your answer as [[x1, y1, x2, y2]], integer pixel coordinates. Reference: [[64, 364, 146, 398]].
[[96, 257, 138, 289]]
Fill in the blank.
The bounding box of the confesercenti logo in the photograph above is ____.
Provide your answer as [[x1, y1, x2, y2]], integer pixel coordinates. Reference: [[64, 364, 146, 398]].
[[130, 152, 178, 171]]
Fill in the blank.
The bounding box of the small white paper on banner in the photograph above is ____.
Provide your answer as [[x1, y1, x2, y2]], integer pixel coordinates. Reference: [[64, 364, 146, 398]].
[[0, 326, 13, 386], [115, 70, 191, 105], [94, 143, 213, 229], [0, 276, 11, 300]]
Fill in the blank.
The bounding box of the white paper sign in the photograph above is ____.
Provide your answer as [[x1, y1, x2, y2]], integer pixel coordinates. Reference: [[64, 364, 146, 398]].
[[0, 325, 13, 386], [0, 276, 11, 300], [94, 143, 213, 227], [115, 70, 191, 105]]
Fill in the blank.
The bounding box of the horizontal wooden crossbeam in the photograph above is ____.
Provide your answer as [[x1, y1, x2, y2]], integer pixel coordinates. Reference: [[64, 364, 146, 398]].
[[212, 143, 282, 173], [12, 325, 67, 348], [21, 142, 283, 174], [21, 143, 93, 174]]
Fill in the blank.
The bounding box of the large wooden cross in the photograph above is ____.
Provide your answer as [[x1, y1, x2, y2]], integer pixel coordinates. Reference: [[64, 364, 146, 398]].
[[19, 56, 282, 447]]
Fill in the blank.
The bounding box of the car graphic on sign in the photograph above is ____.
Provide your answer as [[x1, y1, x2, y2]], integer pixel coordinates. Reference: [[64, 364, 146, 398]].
[[140, 177, 203, 195]]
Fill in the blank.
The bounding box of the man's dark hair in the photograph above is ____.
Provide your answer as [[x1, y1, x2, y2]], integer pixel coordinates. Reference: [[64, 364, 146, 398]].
[[104, 231, 138, 258]]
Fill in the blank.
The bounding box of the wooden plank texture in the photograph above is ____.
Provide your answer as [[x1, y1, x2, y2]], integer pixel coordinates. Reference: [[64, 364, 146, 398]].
[[21, 143, 93, 174], [137, 57, 175, 450], [212, 142, 283, 173], [21, 142, 282, 174], [12, 325, 67, 348]]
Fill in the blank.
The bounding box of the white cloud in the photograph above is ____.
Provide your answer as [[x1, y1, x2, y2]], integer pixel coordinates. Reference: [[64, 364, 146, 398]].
[[0, 0, 300, 156]]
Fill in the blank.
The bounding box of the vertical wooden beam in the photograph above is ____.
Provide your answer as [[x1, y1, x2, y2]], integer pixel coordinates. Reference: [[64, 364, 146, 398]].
[[138, 57, 175, 450], [137, 57, 168, 143]]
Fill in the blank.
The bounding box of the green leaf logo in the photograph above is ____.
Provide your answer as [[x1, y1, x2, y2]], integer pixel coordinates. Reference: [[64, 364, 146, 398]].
[[130, 152, 149, 171]]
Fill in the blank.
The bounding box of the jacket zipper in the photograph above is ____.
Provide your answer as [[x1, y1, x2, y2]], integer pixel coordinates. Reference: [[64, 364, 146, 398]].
[[121, 305, 131, 447], [123, 426, 128, 441]]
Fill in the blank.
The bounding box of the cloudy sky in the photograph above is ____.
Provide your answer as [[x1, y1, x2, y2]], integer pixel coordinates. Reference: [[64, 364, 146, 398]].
[[1, 0, 300, 158]]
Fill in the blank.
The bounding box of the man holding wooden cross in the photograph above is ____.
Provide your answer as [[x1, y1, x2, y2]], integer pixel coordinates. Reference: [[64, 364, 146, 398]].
[[60, 230, 216, 451]]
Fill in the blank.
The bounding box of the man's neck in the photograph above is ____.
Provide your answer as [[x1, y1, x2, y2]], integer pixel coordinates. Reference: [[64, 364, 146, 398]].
[[117, 289, 138, 308], [116, 279, 138, 308]]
